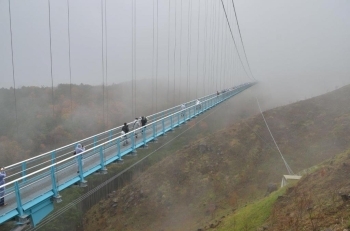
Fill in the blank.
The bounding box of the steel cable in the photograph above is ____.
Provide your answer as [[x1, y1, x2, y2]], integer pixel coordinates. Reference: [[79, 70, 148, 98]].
[[219, 0, 252, 82], [173, 0, 177, 106], [256, 98, 294, 175], [231, 0, 255, 80], [195, 0, 200, 99], [8, 0, 19, 137]]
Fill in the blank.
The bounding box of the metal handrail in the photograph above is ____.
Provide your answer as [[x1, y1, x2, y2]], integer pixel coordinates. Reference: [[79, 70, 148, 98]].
[[4, 92, 218, 170], [2, 86, 242, 189]]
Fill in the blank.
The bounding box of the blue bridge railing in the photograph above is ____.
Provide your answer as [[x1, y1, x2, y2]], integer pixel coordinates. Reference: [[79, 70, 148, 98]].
[[0, 82, 254, 226]]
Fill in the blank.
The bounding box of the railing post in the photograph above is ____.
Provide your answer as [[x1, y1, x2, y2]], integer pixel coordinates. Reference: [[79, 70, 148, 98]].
[[142, 126, 148, 148], [162, 117, 166, 135], [21, 162, 26, 183], [152, 121, 158, 141], [170, 114, 174, 130], [131, 131, 137, 153], [78, 153, 87, 187], [177, 111, 180, 126], [50, 151, 62, 202], [117, 137, 123, 161], [99, 146, 107, 174], [14, 181, 28, 224]]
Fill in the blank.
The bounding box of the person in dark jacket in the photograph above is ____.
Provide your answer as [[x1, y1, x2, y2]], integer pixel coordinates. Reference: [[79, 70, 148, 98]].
[[141, 116, 148, 133], [0, 168, 6, 206], [121, 123, 129, 146], [122, 122, 129, 134]]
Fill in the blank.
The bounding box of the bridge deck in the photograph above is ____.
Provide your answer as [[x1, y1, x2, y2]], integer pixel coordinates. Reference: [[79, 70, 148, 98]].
[[0, 83, 254, 226]]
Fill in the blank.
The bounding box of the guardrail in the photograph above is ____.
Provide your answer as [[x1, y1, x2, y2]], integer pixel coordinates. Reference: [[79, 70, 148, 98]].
[[3, 91, 220, 184], [0, 82, 254, 226]]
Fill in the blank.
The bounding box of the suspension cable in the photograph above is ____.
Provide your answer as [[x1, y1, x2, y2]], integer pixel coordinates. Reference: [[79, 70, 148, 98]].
[[134, 0, 137, 117], [178, 0, 183, 102], [231, 0, 255, 80], [223, 0, 228, 89], [202, 0, 208, 96], [100, 0, 105, 128], [152, 0, 155, 113], [219, 0, 252, 82], [219, 1, 225, 90], [7, 0, 19, 136], [186, 0, 192, 101], [215, 3, 223, 91], [105, 0, 109, 127], [156, 0, 158, 112], [48, 0, 55, 119], [195, 0, 201, 99], [131, 0, 134, 118], [210, 1, 217, 93], [167, 0, 171, 107], [66, 0, 73, 118], [256, 98, 294, 175], [173, 0, 177, 106]]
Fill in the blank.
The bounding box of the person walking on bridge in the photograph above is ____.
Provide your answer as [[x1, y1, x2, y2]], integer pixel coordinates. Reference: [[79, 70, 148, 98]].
[[180, 104, 186, 117], [195, 99, 201, 110], [121, 123, 130, 146], [141, 116, 148, 134], [0, 168, 7, 206], [75, 143, 85, 173], [133, 117, 141, 138], [122, 122, 129, 134]]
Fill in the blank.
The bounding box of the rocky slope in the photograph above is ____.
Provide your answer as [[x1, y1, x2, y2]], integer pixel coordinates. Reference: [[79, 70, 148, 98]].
[[83, 84, 350, 231]]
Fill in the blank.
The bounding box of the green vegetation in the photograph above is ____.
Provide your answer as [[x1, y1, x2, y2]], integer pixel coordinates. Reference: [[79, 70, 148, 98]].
[[2, 83, 350, 230], [218, 188, 286, 231], [82, 84, 350, 231]]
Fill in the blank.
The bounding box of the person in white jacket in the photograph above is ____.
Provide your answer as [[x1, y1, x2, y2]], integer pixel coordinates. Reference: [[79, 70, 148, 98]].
[[195, 99, 201, 110], [75, 143, 85, 173], [133, 117, 141, 138], [180, 104, 186, 117]]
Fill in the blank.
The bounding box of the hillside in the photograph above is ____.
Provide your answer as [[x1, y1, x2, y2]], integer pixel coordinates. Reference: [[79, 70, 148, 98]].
[[0, 79, 185, 166], [82, 84, 350, 231], [215, 148, 350, 231]]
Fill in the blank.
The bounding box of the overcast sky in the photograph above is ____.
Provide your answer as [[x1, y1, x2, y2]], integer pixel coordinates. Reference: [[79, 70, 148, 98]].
[[0, 0, 349, 98]]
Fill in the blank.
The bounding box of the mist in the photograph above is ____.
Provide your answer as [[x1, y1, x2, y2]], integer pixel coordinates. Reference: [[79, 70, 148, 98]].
[[0, 0, 349, 101], [0, 0, 350, 163]]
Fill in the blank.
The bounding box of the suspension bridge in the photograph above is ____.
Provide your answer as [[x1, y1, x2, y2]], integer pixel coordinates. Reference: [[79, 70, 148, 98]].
[[0, 83, 254, 227], [1, 0, 258, 228]]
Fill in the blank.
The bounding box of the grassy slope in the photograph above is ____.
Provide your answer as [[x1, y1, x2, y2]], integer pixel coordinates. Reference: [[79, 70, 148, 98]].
[[216, 148, 350, 231], [83, 84, 350, 231], [217, 187, 287, 231]]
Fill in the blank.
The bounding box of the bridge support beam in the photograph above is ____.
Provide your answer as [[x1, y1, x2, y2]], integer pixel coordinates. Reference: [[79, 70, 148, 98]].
[[77, 155, 87, 187], [21, 162, 26, 183], [115, 138, 123, 163], [98, 146, 107, 174], [130, 132, 137, 155], [170, 115, 174, 131], [50, 151, 62, 203], [161, 119, 166, 136], [14, 182, 29, 225], [152, 122, 158, 142], [142, 127, 148, 148]]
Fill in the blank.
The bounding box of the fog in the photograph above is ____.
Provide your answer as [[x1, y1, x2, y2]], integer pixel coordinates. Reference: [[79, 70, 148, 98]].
[[0, 0, 349, 103]]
